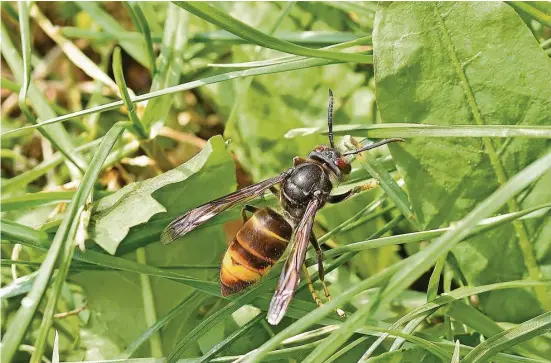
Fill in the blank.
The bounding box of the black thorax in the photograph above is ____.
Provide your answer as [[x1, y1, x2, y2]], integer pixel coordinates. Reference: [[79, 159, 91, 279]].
[[280, 161, 337, 222]]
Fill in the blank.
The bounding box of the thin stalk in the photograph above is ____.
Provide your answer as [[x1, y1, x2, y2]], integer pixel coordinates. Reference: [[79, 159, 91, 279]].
[[112, 47, 148, 138]]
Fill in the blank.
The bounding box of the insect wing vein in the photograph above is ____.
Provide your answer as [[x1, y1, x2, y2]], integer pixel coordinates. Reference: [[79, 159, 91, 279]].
[[160, 173, 286, 244]]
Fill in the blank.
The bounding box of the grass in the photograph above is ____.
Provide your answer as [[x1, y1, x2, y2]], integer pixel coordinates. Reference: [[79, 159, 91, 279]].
[[1, 2, 551, 363]]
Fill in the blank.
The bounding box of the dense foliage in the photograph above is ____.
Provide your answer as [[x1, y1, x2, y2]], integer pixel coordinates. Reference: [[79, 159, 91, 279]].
[[1, 2, 551, 362]]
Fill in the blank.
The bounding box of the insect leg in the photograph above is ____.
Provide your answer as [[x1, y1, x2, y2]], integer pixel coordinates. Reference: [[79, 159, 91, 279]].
[[309, 234, 346, 319], [310, 233, 325, 282], [302, 264, 346, 319], [328, 180, 379, 204], [241, 204, 259, 223], [301, 264, 323, 307]]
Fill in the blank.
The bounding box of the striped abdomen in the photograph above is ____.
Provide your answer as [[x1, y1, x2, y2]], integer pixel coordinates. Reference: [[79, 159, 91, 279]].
[[221, 208, 292, 296]]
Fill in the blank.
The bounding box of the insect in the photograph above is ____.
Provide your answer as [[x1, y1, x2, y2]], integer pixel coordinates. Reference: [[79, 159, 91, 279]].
[[161, 90, 403, 325]]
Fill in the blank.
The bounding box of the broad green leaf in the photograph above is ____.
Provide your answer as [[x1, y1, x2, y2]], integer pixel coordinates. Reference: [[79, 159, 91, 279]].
[[374, 1, 551, 321], [90, 135, 235, 254]]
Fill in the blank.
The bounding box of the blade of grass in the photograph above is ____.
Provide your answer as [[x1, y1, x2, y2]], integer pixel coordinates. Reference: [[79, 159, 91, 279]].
[[1, 76, 20, 92], [4, 8, 86, 172], [507, 2, 551, 26], [30, 4, 121, 95], [1, 137, 139, 193], [122, 291, 204, 358], [165, 269, 281, 363], [0, 271, 40, 300], [285, 123, 551, 139], [136, 248, 163, 357], [427, 255, 446, 301], [240, 258, 410, 362], [452, 340, 461, 362], [112, 47, 147, 138], [124, 2, 156, 74], [301, 284, 449, 361], [0, 121, 130, 363], [0, 48, 349, 138], [345, 137, 419, 229], [0, 191, 111, 211], [75, 1, 149, 67], [224, 1, 296, 144], [198, 313, 264, 363], [60, 27, 367, 46], [446, 302, 542, 360], [436, 342, 548, 363], [140, 3, 188, 134], [30, 204, 82, 363], [325, 336, 370, 363], [1, 219, 221, 297], [174, 1, 373, 64], [196, 30, 366, 45], [360, 281, 551, 361], [462, 311, 551, 363], [209, 34, 372, 68]]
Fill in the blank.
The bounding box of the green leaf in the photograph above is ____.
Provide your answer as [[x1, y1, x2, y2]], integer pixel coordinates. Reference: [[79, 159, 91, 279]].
[[90, 135, 235, 254], [374, 1, 551, 320]]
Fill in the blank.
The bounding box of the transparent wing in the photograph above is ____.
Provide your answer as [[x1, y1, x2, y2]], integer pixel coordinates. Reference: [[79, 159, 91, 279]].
[[161, 173, 287, 244], [267, 197, 321, 325]]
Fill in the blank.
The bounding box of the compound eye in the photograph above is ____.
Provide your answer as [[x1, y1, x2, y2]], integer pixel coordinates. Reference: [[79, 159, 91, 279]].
[[336, 158, 351, 174], [314, 145, 327, 152]]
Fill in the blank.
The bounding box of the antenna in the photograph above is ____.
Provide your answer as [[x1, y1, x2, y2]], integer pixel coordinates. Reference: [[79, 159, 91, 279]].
[[328, 89, 334, 148], [342, 138, 405, 156]]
